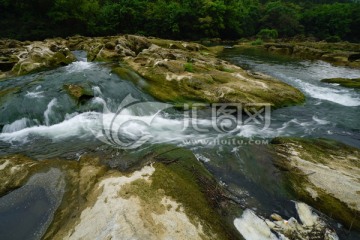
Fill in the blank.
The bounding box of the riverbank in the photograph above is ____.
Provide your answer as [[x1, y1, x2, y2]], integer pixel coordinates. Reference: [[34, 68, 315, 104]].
[[0, 35, 359, 239], [234, 40, 360, 68], [0, 35, 305, 109]]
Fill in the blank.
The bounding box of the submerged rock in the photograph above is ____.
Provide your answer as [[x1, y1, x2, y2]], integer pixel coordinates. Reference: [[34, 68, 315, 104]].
[[0, 168, 65, 240], [271, 137, 360, 230], [63, 83, 94, 104], [321, 77, 360, 89]]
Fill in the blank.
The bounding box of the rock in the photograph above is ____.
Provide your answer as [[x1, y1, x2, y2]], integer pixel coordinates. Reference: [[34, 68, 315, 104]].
[[125, 34, 152, 54], [321, 77, 360, 89], [121, 38, 305, 108], [104, 41, 115, 50], [63, 84, 94, 103], [0, 59, 17, 72], [10, 41, 76, 76], [234, 202, 339, 240], [0, 147, 241, 239], [238, 41, 360, 68], [45, 146, 240, 239], [292, 45, 326, 59], [271, 137, 360, 230], [270, 213, 283, 221]]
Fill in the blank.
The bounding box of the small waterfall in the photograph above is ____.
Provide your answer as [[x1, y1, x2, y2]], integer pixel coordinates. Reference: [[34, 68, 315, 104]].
[[2, 118, 29, 133], [44, 98, 58, 126]]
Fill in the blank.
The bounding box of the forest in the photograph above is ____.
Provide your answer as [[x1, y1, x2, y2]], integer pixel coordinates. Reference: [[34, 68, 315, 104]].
[[0, 0, 359, 42]]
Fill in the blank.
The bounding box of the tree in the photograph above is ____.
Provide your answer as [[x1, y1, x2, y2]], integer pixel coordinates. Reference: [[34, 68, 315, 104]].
[[259, 1, 303, 37]]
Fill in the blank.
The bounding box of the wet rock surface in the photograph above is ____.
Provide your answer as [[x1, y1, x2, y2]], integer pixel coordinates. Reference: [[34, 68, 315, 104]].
[[321, 77, 360, 89], [235, 41, 360, 68], [234, 202, 339, 240], [0, 39, 76, 78], [1, 35, 305, 109], [271, 137, 360, 230], [0, 146, 241, 240]]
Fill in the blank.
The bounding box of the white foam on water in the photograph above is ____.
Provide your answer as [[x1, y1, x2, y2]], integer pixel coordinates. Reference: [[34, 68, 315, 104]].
[[92, 86, 103, 96], [25, 91, 44, 98], [65, 61, 93, 73], [44, 98, 58, 126], [0, 112, 97, 144], [293, 78, 360, 107], [194, 154, 211, 163], [312, 116, 330, 125], [234, 209, 279, 240], [2, 118, 30, 133]]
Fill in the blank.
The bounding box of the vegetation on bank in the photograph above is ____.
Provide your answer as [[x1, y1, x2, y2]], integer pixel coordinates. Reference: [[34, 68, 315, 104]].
[[0, 0, 359, 42]]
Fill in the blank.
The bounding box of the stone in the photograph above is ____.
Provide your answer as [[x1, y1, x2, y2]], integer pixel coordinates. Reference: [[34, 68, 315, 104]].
[[121, 38, 305, 108], [271, 137, 360, 230], [63, 84, 94, 103], [321, 77, 360, 89]]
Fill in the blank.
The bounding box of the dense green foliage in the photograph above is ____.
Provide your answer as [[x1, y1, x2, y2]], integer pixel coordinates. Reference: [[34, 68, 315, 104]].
[[0, 0, 359, 41]]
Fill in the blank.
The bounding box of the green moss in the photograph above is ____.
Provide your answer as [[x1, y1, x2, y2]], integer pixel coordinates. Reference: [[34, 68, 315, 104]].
[[321, 78, 360, 89], [206, 46, 225, 55], [146, 145, 239, 239], [63, 84, 94, 103], [0, 86, 20, 104], [184, 62, 194, 72], [148, 38, 186, 50], [251, 38, 263, 46], [271, 137, 360, 230], [216, 65, 235, 73], [112, 66, 141, 82]]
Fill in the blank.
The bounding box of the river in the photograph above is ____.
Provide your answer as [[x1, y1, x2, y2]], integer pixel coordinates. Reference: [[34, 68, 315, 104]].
[[0, 49, 359, 239]]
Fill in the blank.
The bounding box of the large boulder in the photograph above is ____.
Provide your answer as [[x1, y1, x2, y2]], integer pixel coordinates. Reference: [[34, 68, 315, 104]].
[[0, 146, 241, 240], [235, 202, 339, 240], [11, 41, 76, 76], [121, 38, 305, 108], [63, 83, 94, 104], [271, 137, 360, 230]]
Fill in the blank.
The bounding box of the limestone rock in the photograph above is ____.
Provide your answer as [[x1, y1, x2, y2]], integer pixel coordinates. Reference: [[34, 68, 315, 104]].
[[271, 137, 360, 230]]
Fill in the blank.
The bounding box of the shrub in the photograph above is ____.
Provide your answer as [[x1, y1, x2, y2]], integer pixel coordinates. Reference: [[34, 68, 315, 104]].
[[251, 38, 263, 45], [257, 28, 278, 40], [325, 35, 341, 43], [184, 62, 194, 72]]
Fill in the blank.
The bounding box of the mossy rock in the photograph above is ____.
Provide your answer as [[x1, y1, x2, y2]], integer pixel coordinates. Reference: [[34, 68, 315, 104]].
[[0, 145, 242, 239], [0, 153, 110, 239], [63, 83, 94, 104], [121, 42, 305, 108], [0, 86, 21, 105], [271, 137, 360, 230], [321, 78, 360, 89], [133, 145, 242, 239]]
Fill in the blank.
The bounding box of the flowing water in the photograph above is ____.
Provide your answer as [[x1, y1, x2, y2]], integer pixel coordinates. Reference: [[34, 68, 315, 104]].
[[0, 49, 359, 239]]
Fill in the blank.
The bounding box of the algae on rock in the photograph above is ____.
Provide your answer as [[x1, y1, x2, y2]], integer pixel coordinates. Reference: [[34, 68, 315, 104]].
[[271, 137, 360, 230], [321, 78, 360, 89]]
